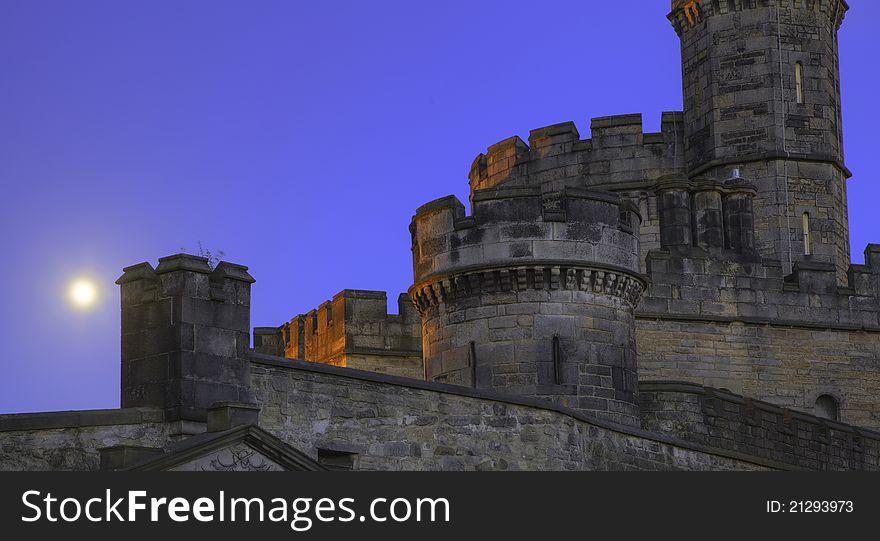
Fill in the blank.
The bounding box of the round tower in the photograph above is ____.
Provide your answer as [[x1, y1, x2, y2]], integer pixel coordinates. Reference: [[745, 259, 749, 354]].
[[670, 0, 850, 282], [409, 186, 646, 427]]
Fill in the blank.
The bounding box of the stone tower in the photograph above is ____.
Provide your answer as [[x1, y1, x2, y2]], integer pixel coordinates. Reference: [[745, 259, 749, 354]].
[[409, 187, 646, 427], [116, 254, 255, 425], [670, 0, 850, 281]]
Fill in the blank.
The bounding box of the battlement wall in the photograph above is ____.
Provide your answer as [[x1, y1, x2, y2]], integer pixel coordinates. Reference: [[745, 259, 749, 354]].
[[669, 0, 848, 36], [467, 113, 686, 200], [641, 380, 878, 470], [411, 185, 643, 287], [641, 244, 880, 329], [637, 244, 880, 429], [254, 290, 422, 379]]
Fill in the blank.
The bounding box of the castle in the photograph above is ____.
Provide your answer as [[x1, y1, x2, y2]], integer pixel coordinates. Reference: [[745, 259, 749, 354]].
[[2, 0, 879, 471]]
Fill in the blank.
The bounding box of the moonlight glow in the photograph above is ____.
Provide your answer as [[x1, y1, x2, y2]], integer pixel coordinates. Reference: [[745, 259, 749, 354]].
[[69, 279, 98, 309]]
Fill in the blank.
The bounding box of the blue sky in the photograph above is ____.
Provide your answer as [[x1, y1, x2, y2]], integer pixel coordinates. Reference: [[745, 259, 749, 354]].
[[1, 0, 877, 413]]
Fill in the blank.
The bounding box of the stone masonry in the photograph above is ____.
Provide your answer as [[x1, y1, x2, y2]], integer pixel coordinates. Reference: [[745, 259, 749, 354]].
[[254, 289, 422, 379], [1, 0, 878, 471], [408, 188, 645, 426]]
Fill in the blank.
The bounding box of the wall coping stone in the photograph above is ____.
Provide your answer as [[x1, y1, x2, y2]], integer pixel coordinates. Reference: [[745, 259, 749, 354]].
[[636, 311, 880, 333], [0, 407, 164, 432]]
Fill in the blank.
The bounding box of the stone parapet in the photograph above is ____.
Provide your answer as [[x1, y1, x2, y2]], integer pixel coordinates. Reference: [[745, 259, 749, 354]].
[[641, 380, 878, 470], [257, 289, 423, 379], [467, 114, 686, 199]]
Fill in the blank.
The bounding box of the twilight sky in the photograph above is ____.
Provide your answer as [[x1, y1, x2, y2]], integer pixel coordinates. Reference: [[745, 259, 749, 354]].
[[1, 1, 877, 413]]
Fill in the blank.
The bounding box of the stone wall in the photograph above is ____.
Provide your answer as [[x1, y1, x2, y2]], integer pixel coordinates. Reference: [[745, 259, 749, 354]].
[[248, 354, 771, 471], [254, 290, 423, 379], [637, 319, 880, 429], [637, 245, 880, 429], [0, 408, 168, 471], [641, 381, 880, 471]]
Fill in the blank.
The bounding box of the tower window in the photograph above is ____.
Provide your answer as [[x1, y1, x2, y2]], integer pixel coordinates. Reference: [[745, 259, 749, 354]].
[[795, 62, 804, 104], [469, 341, 477, 388], [552, 336, 562, 385], [802, 212, 812, 255], [815, 394, 839, 421]]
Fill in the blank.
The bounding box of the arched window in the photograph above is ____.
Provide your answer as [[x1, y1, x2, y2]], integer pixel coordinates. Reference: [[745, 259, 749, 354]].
[[802, 212, 812, 255], [795, 62, 805, 104], [815, 394, 839, 421]]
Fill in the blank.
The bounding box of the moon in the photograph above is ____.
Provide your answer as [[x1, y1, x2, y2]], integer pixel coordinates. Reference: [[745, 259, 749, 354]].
[[69, 279, 98, 309]]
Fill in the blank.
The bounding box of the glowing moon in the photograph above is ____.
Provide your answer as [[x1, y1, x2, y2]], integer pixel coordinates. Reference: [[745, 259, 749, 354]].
[[69, 279, 98, 308]]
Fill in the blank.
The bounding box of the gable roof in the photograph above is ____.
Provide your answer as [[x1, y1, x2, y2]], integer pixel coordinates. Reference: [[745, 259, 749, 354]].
[[124, 424, 328, 471]]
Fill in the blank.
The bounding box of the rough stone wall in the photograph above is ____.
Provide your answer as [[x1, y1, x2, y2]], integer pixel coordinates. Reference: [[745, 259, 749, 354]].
[[255, 290, 423, 379], [249, 355, 770, 471], [637, 319, 880, 430], [409, 187, 646, 426], [637, 245, 880, 429], [641, 381, 880, 471], [0, 409, 168, 471]]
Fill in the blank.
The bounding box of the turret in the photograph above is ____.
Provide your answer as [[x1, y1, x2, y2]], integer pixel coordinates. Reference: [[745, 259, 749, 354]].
[[669, 0, 851, 282], [116, 254, 255, 426], [409, 186, 646, 427]]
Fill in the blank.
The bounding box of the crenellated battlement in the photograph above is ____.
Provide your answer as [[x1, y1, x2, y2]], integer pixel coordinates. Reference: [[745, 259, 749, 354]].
[[467, 113, 686, 201], [116, 254, 256, 423], [253, 289, 423, 379], [410, 185, 643, 289], [668, 0, 848, 36], [637, 241, 880, 428], [641, 240, 880, 330]]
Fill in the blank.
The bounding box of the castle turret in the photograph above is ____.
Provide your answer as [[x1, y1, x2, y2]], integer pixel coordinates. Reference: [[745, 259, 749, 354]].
[[409, 186, 646, 426], [116, 254, 255, 426], [670, 0, 850, 281]]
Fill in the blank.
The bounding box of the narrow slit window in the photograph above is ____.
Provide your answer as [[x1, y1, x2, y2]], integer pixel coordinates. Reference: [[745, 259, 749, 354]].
[[802, 212, 812, 255], [795, 62, 804, 104], [552, 336, 562, 385], [469, 341, 477, 388]]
